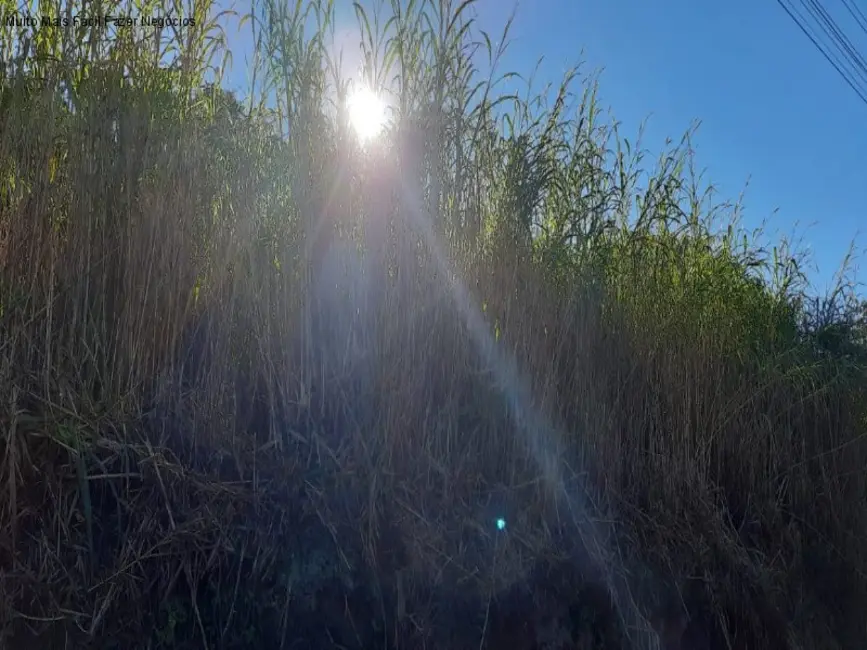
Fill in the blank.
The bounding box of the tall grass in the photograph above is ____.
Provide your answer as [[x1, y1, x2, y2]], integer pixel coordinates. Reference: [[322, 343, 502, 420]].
[[1, 0, 866, 648]]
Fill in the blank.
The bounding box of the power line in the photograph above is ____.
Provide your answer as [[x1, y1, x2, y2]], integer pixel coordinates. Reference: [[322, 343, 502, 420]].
[[839, 0, 867, 39], [805, 0, 867, 83], [775, 0, 867, 106], [789, 0, 864, 86]]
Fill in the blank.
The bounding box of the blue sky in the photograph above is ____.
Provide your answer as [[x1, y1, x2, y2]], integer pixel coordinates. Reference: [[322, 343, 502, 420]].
[[221, 0, 865, 295]]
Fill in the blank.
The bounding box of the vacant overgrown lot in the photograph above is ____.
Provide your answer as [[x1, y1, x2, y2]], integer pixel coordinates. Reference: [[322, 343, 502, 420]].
[[1, 1, 866, 648]]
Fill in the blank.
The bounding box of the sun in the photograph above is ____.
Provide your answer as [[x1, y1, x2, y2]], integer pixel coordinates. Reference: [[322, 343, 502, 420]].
[[346, 85, 386, 143]]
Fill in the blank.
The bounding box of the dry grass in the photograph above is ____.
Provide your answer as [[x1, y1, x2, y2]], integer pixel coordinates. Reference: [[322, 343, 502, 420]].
[[1, 1, 866, 648]]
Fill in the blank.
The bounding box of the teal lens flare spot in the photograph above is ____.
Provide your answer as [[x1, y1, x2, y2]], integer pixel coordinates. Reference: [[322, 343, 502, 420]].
[[496, 518, 506, 531]]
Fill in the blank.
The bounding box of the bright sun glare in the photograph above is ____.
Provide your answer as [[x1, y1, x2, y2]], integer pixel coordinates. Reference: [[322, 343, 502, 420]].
[[347, 86, 386, 143]]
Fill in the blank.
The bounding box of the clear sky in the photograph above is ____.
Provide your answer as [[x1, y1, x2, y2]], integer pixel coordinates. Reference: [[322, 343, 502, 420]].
[[221, 0, 866, 295]]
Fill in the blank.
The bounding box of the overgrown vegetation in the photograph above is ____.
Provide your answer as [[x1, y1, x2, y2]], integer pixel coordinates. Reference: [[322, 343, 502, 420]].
[[1, 0, 866, 648]]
